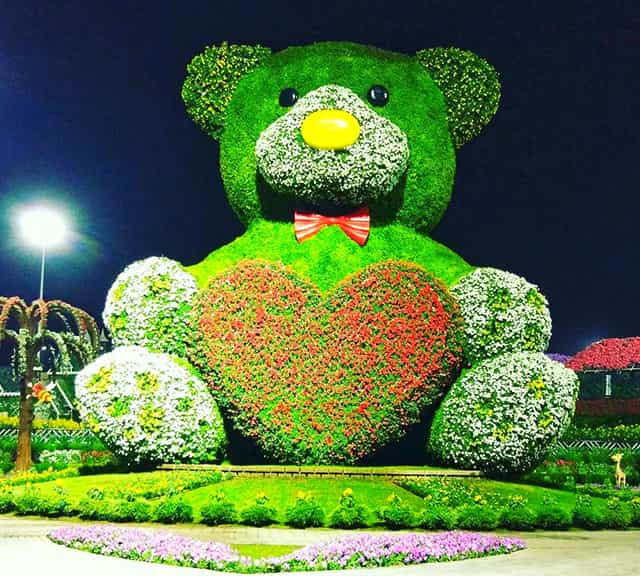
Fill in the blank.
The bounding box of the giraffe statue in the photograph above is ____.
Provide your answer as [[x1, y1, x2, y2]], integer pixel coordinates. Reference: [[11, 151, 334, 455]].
[[611, 453, 626, 488]]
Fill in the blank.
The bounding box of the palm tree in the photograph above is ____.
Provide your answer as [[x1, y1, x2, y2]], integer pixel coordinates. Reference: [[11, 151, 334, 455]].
[[0, 297, 98, 471]]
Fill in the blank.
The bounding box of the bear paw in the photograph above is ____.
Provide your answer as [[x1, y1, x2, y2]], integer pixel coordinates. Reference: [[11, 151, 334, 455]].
[[103, 256, 198, 356], [451, 267, 551, 364], [76, 346, 227, 465], [428, 351, 578, 475]]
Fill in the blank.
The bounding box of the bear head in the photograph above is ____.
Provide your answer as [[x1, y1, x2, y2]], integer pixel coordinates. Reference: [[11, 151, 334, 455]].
[[182, 41, 500, 234]]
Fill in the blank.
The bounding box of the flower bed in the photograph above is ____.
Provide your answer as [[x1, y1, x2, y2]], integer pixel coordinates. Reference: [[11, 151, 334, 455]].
[[566, 338, 640, 371], [561, 422, 640, 443], [48, 525, 525, 572]]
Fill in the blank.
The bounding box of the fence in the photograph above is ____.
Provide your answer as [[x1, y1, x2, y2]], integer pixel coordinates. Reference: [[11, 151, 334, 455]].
[[0, 428, 95, 442], [158, 463, 484, 479], [555, 439, 640, 452]]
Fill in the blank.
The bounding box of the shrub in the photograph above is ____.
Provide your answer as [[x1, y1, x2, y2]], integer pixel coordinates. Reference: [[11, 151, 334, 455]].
[[523, 462, 576, 490], [86, 487, 105, 500], [526, 458, 626, 489], [573, 495, 607, 530], [154, 498, 193, 524], [625, 466, 639, 486], [630, 497, 640, 527], [575, 462, 614, 485], [0, 415, 83, 431], [577, 484, 636, 501], [200, 492, 238, 526], [0, 491, 15, 513], [499, 497, 537, 531], [417, 504, 457, 530], [2, 468, 78, 487], [76, 346, 227, 466], [103, 500, 153, 523], [76, 497, 153, 523], [377, 493, 415, 529], [561, 423, 640, 443], [106, 470, 223, 500], [77, 498, 113, 521], [13, 490, 69, 517], [534, 497, 572, 530], [604, 497, 633, 530], [78, 451, 122, 475], [430, 352, 579, 475], [35, 449, 82, 472], [284, 491, 325, 528], [455, 503, 500, 531], [0, 451, 13, 474], [399, 478, 507, 508], [239, 493, 278, 527], [328, 488, 371, 529], [544, 446, 640, 486]]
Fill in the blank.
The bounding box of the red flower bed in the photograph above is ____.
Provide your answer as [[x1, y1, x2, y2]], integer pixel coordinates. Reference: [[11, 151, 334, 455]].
[[567, 337, 640, 371], [576, 398, 640, 416], [188, 261, 464, 464]]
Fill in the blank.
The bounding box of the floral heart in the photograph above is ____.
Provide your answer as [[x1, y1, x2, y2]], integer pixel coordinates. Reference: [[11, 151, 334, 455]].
[[189, 260, 464, 464]]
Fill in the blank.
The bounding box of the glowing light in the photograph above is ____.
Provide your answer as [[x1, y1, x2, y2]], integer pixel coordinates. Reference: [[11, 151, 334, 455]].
[[17, 205, 69, 249]]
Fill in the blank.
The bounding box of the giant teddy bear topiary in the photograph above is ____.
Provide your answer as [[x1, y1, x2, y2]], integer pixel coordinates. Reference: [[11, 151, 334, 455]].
[[82, 41, 579, 474]]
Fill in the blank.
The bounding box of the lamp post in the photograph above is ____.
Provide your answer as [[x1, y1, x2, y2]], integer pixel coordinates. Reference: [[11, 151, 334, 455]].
[[17, 205, 69, 301]]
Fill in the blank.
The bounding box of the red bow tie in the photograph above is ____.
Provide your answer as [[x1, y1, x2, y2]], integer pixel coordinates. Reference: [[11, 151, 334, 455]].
[[294, 207, 370, 246]]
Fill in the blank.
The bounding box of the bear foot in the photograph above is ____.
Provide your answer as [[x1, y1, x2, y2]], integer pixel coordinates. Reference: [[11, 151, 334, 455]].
[[428, 351, 578, 475]]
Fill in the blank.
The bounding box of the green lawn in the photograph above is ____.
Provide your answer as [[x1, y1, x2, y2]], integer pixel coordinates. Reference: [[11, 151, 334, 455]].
[[182, 477, 426, 522], [233, 544, 300, 559], [472, 478, 578, 509], [6, 470, 586, 523], [8, 470, 223, 500]]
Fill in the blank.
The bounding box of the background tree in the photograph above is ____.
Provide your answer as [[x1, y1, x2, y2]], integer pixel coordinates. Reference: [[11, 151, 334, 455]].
[[0, 297, 98, 471]]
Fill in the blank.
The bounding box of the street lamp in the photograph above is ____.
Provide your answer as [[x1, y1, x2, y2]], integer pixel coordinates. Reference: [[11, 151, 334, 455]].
[[17, 205, 69, 301]]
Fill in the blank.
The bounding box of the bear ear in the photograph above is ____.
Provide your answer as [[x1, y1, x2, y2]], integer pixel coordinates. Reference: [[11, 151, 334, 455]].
[[416, 47, 501, 148], [182, 42, 271, 140]]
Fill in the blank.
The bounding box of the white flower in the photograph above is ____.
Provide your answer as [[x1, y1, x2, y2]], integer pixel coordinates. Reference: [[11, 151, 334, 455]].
[[451, 268, 552, 363], [255, 85, 409, 207], [75, 346, 226, 465], [103, 257, 198, 356], [429, 352, 579, 474]]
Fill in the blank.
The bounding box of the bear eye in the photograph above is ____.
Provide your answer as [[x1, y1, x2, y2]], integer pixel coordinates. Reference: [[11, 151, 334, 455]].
[[279, 88, 299, 107], [367, 85, 389, 107]]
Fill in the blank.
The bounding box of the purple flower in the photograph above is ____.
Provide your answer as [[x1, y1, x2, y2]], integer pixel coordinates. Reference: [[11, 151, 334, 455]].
[[48, 525, 525, 572], [546, 353, 571, 365]]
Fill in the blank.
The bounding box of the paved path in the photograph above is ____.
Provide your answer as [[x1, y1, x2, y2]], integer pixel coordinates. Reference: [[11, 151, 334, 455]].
[[1, 517, 638, 576]]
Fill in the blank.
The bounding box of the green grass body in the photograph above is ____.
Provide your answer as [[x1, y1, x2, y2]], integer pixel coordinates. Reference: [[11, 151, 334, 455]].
[[185, 221, 473, 291]]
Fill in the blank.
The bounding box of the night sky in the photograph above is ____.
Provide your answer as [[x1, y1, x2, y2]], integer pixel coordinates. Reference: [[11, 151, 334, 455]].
[[0, 1, 638, 355]]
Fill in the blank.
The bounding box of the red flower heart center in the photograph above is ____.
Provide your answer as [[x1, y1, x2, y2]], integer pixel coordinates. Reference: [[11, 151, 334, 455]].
[[189, 261, 464, 464]]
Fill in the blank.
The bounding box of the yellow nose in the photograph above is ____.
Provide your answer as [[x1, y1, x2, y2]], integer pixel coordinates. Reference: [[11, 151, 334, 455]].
[[300, 109, 360, 150]]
